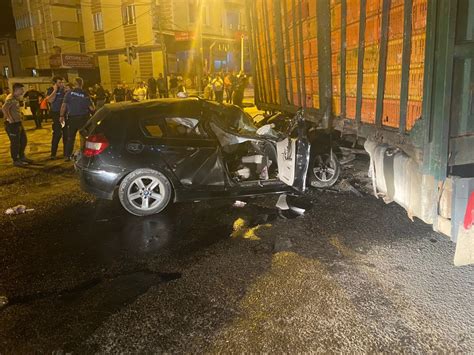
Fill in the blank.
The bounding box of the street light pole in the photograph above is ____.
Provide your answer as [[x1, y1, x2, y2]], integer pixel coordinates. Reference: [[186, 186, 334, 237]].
[[196, 0, 204, 94], [240, 34, 244, 72]]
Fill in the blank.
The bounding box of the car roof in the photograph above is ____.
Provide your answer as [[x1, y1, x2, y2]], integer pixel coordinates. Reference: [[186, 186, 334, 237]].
[[102, 97, 202, 113]]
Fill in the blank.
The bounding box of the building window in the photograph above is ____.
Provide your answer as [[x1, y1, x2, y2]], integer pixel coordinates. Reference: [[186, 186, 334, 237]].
[[0, 43, 6, 56], [226, 11, 239, 30], [93, 12, 103, 31], [122, 5, 136, 25], [188, 0, 197, 23], [202, 5, 210, 26], [15, 14, 32, 30], [20, 40, 38, 56]]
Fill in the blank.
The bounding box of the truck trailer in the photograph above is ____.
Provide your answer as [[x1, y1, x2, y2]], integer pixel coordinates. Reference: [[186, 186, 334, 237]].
[[247, 0, 473, 263]]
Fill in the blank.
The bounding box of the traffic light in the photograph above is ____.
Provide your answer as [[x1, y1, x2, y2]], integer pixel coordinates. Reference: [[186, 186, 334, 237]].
[[125, 45, 137, 63]]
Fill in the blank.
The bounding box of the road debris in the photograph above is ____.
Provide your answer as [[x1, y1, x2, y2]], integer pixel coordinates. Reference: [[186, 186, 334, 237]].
[[276, 194, 290, 210], [337, 179, 364, 197], [5, 205, 34, 215], [0, 295, 8, 308], [276, 194, 313, 219], [233, 200, 247, 208]]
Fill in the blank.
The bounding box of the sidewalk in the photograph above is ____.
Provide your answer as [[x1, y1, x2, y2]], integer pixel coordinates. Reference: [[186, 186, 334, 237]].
[[0, 120, 73, 183]]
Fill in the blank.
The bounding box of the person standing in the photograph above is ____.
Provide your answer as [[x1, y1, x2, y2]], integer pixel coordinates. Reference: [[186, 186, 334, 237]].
[[38, 94, 49, 123], [2, 83, 33, 167], [24, 85, 42, 129], [95, 83, 106, 109], [0, 87, 9, 119], [212, 74, 224, 103], [46, 76, 67, 159], [176, 79, 188, 98], [124, 83, 133, 101], [112, 82, 126, 103], [133, 82, 147, 102], [61, 77, 94, 161], [157, 73, 168, 98], [203, 80, 213, 100], [233, 71, 248, 108], [147, 75, 157, 99], [224, 72, 234, 104], [0, 87, 10, 106], [169, 74, 178, 98], [88, 86, 96, 106]]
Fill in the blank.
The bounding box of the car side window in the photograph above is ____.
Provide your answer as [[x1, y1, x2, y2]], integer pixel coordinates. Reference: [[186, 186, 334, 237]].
[[142, 117, 165, 138], [164, 117, 208, 138]]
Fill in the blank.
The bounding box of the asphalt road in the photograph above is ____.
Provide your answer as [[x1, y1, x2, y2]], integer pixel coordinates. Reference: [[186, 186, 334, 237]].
[[0, 120, 473, 352]]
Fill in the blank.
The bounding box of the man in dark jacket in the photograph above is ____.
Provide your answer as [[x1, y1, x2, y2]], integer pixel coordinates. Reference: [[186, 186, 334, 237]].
[[46, 76, 67, 159], [113, 82, 126, 102], [24, 85, 42, 128], [60, 77, 95, 161], [147, 75, 157, 99], [95, 83, 106, 108], [157, 73, 168, 98]]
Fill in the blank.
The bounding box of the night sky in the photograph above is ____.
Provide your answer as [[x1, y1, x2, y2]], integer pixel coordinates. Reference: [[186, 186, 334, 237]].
[[0, 1, 15, 37]]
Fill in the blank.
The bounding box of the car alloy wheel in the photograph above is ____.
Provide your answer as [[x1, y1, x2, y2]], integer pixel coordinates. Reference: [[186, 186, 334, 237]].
[[309, 153, 340, 188], [119, 169, 172, 216]]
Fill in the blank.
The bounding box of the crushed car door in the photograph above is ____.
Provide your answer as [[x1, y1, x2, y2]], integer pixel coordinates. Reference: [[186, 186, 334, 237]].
[[141, 116, 226, 187], [276, 110, 311, 192]]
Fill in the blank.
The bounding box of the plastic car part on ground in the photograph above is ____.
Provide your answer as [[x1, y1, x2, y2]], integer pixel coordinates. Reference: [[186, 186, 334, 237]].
[[5, 205, 34, 215], [276, 194, 313, 219]]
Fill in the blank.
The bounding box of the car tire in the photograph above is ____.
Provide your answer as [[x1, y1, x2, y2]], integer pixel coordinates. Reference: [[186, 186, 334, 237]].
[[308, 152, 341, 188], [118, 169, 172, 216]]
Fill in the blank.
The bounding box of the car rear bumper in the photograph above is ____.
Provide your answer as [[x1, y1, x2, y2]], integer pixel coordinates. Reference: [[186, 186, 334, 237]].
[[75, 157, 124, 200]]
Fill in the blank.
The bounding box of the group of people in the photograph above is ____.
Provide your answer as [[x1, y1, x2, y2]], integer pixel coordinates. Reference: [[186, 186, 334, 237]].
[[112, 71, 249, 105], [1, 76, 95, 167], [0, 70, 250, 167], [202, 71, 248, 107], [111, 73, 184, 103]]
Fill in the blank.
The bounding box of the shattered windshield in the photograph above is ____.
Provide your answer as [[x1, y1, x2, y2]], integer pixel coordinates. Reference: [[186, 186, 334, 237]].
[[220, 106, 258, 136]]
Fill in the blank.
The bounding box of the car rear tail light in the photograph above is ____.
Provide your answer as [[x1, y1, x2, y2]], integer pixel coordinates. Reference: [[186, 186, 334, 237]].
[[83, 133, 109, 157]]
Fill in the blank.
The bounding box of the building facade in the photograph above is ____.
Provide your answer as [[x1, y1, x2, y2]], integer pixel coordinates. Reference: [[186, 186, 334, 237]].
[[81, 0, 165, 90], [81, 0, 248, 90], [0, 36, 28, 88], [11, 0, 99, 84]]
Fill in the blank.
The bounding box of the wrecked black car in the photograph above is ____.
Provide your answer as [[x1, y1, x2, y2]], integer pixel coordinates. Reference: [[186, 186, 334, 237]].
[[75, 98, 338, 216]]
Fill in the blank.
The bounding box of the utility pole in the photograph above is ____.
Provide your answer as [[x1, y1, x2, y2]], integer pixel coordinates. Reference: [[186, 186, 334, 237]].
[[153, 0, 168, 81], [197, 0, 204, 94], [209, 41, 216, 74], [240, 34, 244, 72]]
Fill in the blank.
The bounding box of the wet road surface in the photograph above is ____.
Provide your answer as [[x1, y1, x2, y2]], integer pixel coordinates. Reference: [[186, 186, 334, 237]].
[[0, 123, 473, 352]]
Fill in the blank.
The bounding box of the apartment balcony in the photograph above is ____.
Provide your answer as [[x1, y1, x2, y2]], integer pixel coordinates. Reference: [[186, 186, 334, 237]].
[[50, 0, 80, 7], [52, 21, 83, 40]]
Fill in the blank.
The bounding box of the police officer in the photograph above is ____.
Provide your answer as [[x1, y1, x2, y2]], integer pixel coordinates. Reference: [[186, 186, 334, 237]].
[[2, 83, 33, 167], [46, 76, 66, 159], [60, 77, 94, 161]]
